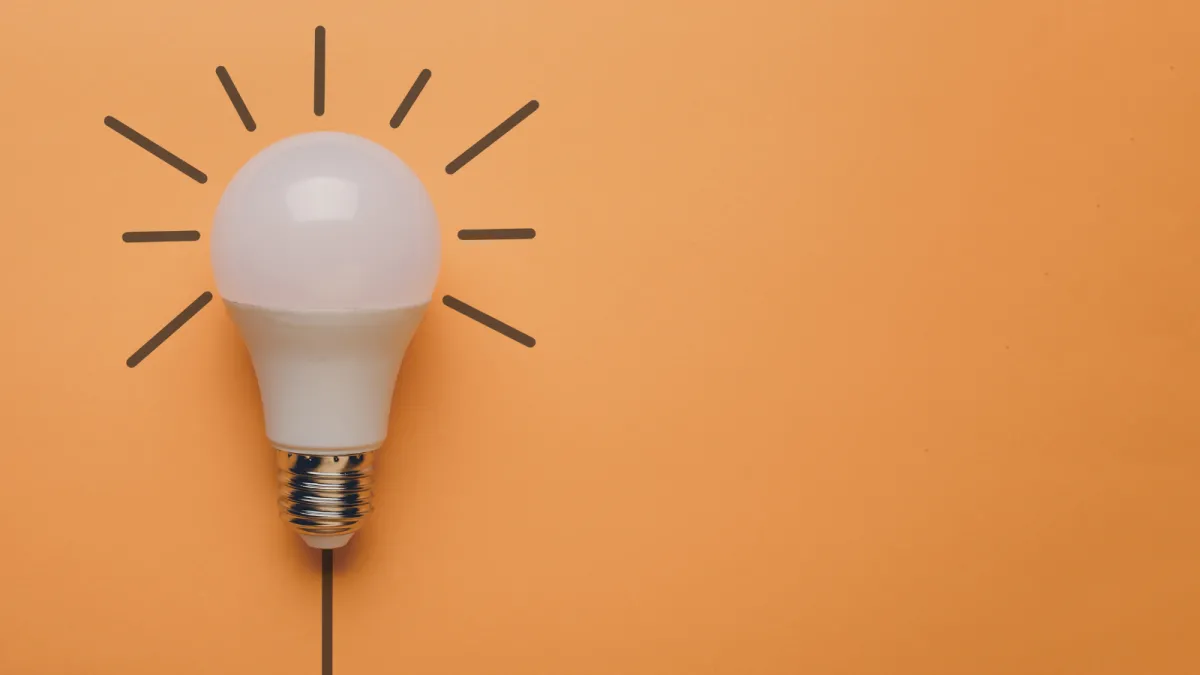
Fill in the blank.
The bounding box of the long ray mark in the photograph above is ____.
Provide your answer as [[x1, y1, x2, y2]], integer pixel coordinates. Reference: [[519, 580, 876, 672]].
[[126, 292, 213, 368], [445, 100, 539, 174], [314, 26, 326, 116], [442, 295, 536, 347], [103, 116, 208, 183]]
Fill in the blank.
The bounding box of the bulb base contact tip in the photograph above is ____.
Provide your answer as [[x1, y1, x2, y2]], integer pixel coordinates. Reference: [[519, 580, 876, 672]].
[[277, 449, 375, 548]]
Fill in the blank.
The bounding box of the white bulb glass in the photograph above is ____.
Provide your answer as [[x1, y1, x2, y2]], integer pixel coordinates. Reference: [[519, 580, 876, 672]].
[[212, 131, 439, 309], [210, 131, 440, 549]]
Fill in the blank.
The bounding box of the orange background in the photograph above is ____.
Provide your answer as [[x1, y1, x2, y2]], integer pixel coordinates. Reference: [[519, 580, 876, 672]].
[[3, 0, 1200, 673]]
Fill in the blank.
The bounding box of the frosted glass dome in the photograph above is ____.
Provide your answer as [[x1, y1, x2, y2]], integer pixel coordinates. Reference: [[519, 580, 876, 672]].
[[210, 131, 440, 311]]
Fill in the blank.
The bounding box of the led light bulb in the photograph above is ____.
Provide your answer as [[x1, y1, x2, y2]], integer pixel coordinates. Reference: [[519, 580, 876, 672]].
[[210, 131, 440, 549]]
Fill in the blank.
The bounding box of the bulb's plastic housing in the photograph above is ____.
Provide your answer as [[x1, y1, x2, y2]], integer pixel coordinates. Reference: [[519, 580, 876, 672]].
[[210, 131, 440, 311], [210, 132, 440, 549]]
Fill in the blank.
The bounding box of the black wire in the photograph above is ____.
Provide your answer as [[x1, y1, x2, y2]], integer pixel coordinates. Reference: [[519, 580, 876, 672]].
[[322, 549, 333, 674]]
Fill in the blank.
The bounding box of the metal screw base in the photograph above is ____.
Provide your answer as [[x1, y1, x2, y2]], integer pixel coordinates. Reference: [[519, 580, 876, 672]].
[[277, 450, 375, 545]]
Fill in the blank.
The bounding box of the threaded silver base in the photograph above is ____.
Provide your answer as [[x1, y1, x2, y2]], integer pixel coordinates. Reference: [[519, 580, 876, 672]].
[[277, 450, 375, 544]]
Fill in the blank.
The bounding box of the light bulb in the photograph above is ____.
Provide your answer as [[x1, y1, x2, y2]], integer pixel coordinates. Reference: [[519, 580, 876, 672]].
[[210, 131, 440, 549]]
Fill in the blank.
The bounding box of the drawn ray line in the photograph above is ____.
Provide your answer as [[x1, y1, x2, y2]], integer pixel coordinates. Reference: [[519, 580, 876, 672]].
[[390, 69, 432, 129], [314, 26, 326, 116], [103, 116, 208, 184], [126, 292, 213, 368], [123, 231, 201, 243], [457, 228, 536, 240], [322, 550, 333, 675], [442, 295, 536, 347], [445, 100, 539, 174], [215, 66, 256, 131]]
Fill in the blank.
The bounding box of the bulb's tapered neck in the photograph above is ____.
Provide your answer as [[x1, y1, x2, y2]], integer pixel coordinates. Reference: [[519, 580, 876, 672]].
[[224, 300, 428, 452]]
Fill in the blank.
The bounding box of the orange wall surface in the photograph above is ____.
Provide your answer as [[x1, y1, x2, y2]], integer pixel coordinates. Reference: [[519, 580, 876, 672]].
[[3, 0, 1200, 673]]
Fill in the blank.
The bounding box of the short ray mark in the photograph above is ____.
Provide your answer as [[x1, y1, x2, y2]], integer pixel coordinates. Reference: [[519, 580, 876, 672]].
[[390, 69, 431, 128], [215, 66, 256, 131], [457, 228, 536, 240], [123, 231, 201, 243]]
